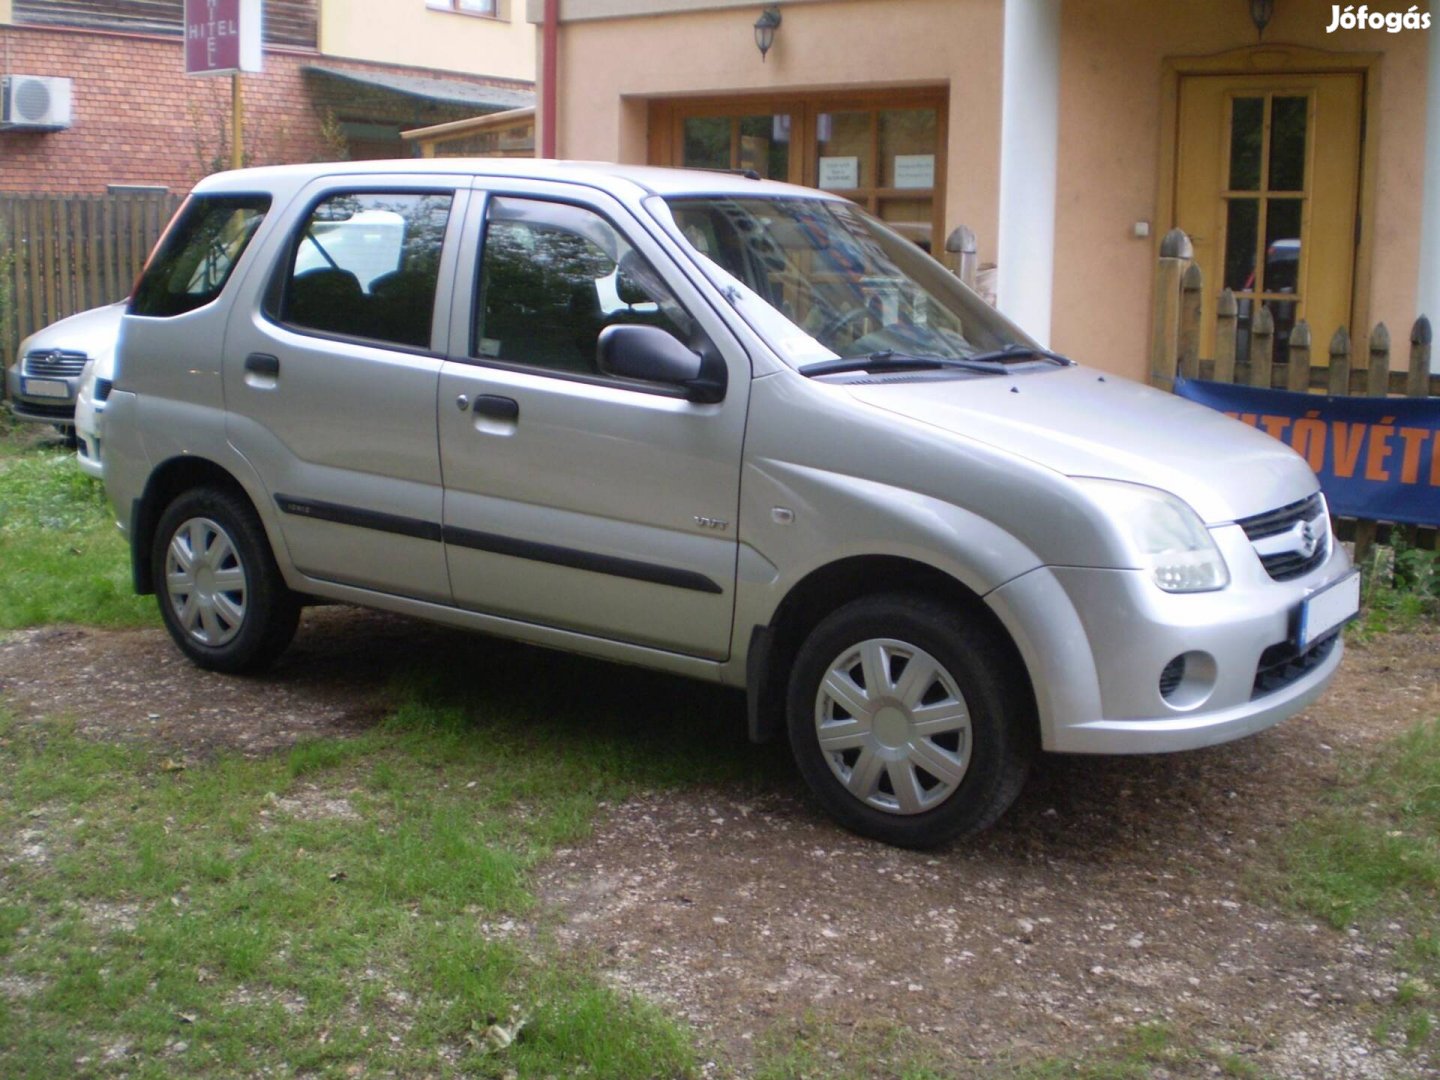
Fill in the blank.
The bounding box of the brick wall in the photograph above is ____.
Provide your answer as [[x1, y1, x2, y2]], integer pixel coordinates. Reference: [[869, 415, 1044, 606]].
[[0, 24, 532, 195]]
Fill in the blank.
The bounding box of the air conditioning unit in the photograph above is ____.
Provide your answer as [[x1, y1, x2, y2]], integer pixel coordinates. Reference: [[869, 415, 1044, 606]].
[[1, 75, 73, 131]]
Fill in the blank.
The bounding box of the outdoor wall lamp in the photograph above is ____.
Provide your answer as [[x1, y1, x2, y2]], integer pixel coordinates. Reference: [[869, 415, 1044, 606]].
[[754, 6, 782, 62], [1249, 0, 1274, 37]]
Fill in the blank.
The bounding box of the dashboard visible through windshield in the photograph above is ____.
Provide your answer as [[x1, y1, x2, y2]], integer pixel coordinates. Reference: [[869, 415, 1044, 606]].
[[659, 195, 1030, 368]]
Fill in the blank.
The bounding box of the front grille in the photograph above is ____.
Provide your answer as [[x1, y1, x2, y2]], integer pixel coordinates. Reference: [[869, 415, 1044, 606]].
[[1252, 633, 1338, 698], [1258, 547, 1328, 581], [1237, 492, 1329, 581], [23, 348, 87, 377], [1238, 493, 1323, 540]]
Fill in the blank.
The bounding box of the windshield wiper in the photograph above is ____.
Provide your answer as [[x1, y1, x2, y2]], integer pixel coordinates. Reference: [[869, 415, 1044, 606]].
[[798, 350, 1008, 378], [962, 343, 1074, 366]]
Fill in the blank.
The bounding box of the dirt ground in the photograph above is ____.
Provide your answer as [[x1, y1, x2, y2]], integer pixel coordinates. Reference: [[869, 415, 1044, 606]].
[[2, 608, 1438, 1078]]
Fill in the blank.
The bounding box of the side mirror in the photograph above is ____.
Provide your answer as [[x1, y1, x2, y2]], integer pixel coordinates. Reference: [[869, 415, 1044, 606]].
[[596, 324, 726, 403]]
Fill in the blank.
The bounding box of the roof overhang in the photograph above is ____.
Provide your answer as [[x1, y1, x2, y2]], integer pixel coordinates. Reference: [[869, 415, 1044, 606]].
[[303, 64, 535, 112]]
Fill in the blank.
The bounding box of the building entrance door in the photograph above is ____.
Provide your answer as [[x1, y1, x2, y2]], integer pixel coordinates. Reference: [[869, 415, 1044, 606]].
[[1174, 72, 1363, 366], [651, 91, 947, 251]]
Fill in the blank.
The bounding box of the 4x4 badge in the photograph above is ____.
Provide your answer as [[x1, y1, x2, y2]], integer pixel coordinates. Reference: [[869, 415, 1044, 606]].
[[694, 515, 729, 531]]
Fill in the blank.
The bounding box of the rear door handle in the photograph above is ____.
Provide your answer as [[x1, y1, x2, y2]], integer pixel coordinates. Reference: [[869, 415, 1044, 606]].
[[473, 395, 518, 421], [245, 353, 280, 377]]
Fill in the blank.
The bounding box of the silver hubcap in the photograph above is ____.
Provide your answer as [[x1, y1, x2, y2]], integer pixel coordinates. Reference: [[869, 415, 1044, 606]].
[[814, 638, 972, 815], [165, 516, 247, 647]]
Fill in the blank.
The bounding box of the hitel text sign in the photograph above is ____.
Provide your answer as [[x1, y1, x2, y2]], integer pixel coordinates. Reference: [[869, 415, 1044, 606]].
[[184, 0, 263, 75]]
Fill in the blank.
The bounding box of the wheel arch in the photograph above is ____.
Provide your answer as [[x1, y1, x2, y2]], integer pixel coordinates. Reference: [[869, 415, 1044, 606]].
[[131, 456, 256, 595], [745, 554, 1036, 745]]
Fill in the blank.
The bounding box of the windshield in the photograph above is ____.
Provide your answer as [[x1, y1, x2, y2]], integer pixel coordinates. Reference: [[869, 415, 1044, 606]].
[[655, 195, 1030, 367]]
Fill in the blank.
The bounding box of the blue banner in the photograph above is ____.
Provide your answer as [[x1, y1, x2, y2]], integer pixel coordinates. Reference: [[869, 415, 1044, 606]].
[[1174, 378, 1440, 527]]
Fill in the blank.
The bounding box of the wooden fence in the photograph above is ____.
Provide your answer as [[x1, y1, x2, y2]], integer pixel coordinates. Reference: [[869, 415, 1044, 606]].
[[0, 191, 183, 363], [1149, 227, 1438, 555]]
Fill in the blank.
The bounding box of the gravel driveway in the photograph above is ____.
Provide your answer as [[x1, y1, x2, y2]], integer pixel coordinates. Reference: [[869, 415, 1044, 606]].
[[2, 609, 1436, 1078]]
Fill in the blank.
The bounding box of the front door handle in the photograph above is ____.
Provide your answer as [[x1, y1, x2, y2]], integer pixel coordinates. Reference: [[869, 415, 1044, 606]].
[[473, 395, 519, 421]]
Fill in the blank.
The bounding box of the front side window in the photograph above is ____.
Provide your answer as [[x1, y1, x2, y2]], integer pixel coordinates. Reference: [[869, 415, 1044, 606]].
[[658, 195, 1024, 367], [131, 195, 270, 318], [273, 191, 453, 349], [474, 197, 695, 377]]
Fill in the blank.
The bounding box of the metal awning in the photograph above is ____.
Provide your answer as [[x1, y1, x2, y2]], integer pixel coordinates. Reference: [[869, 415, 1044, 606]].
[[303, 64, 535, 113]]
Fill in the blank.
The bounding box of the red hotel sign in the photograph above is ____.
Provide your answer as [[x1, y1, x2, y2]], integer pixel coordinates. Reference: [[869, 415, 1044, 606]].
[[184, 0, 262, 75]]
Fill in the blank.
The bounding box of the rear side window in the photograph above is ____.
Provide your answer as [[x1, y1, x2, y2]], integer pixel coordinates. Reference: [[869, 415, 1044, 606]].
[[131, 195, 270, 317], [270, 191, 454, 350]]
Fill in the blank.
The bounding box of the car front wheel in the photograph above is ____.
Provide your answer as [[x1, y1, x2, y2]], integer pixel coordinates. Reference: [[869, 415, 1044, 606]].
[[786, 593, 1033, 848], [152, 487, 299, 673]]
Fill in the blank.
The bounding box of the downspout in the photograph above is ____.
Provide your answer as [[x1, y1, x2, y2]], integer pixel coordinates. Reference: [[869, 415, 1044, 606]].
[[541, 0, 558, 159], [1418, 0, 1440, 369]]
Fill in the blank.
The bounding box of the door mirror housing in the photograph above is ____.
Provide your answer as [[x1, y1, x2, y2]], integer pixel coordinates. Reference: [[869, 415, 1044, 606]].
[[596, 324, 726, 403]]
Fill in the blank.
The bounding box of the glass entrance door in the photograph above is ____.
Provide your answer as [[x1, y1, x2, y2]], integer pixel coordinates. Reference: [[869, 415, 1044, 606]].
[[660, 93, 946, 251]]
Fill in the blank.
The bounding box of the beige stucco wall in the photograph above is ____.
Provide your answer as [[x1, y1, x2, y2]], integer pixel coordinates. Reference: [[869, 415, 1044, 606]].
[[1054, 2, 1428, 381], [552, 0, 1005, 268], [554, 0, 1427, 382], [321, 0, 535, 81]]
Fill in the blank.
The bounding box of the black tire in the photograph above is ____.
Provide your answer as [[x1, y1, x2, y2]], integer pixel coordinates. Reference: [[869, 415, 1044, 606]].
[[786, 593, 1033, 848], [152, 486, 300, 673]]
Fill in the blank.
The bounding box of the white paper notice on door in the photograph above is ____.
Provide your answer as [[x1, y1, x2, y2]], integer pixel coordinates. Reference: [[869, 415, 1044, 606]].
[[817, 156, 859, 190], [893, 154, 935, 189]]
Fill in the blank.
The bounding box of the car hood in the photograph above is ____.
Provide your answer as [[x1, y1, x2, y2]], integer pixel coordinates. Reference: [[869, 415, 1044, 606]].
[[19, 301, 126, 373], [844, 364, 1318, 524]]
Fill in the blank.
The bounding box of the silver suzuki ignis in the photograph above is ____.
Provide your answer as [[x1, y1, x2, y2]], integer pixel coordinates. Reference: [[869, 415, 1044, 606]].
[[102, 160, 1359, 846]]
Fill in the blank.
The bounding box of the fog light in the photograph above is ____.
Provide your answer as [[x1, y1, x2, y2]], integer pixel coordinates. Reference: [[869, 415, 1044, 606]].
[[1159, 651, 1217, 710], [1159, 655, 1186, 698]]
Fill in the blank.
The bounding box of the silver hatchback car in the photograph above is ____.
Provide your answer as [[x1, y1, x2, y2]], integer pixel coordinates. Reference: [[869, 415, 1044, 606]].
[[102, 160, 1359, 846]]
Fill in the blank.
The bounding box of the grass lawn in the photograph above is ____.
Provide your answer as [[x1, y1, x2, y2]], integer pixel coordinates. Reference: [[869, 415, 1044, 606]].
[[0, 424, 153, 630]]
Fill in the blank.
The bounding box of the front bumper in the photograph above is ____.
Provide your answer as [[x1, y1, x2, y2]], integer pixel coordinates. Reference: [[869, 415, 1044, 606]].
[[5, 362, 78, 425], [987, 523, 1353, 755]]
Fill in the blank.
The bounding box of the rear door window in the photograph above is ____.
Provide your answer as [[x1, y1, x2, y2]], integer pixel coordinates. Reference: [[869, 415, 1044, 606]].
[[270, 191, 454, 350], [131, 195, 270, 318]]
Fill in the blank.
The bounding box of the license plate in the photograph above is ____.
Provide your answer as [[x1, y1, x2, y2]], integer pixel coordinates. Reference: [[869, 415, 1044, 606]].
[[1297, 569, 1361, 650], [21, 377, 70, 399]]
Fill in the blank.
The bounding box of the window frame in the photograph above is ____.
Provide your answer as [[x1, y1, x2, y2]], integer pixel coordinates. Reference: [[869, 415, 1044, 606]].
[[424, 0, 505, 21], [262, 185, 463, 357]]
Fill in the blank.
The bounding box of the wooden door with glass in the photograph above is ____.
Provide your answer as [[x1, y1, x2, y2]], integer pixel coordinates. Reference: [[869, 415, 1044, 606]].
[[1173, 73, 1363, 366], [651, 92, 947, 252]]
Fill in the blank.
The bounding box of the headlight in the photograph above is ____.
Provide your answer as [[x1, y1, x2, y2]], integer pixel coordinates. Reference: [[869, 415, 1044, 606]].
[[1075, 479, 1229, 593]]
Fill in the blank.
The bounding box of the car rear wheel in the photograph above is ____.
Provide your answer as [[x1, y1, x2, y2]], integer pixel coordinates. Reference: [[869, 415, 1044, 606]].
[[786, 593, 1032, 848], [152, 487, 299, 673]]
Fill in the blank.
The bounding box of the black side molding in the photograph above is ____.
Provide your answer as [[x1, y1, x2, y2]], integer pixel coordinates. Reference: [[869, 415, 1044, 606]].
[[443, 524, 723, 595], [274, 495, 442, 542], [274, 495, 723, 595]]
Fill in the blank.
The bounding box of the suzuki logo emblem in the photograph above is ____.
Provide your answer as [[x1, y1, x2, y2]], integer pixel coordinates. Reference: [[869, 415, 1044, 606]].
[[1298, 520, 1318, 559]]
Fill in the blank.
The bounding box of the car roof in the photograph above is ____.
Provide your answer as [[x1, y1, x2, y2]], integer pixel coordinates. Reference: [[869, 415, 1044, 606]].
[[192, 158, 836, 203]]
